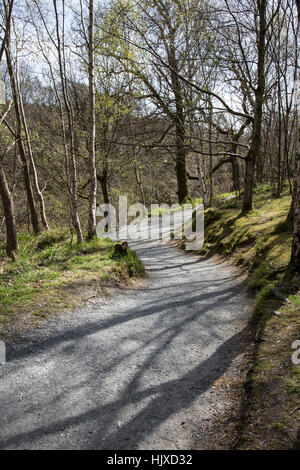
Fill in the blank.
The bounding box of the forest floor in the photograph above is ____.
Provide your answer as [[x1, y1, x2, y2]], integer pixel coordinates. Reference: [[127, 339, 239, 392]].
[[0, 215, 253, 450], [187, 185, 300, 449]]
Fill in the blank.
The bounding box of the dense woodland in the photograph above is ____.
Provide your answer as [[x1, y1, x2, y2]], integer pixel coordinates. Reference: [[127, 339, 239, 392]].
[[1, 0, 300, 270]]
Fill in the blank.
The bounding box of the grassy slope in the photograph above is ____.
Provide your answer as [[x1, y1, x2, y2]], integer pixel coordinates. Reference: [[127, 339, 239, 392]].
[[0, 229, 144, 340], [196, 185, 300, 450]]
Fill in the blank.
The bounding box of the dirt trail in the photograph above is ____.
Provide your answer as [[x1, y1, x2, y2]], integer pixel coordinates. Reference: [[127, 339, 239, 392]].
[[0, 217, 253, 449]]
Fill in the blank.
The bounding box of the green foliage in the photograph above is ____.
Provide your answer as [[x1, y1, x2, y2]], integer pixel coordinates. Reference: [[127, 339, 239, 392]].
[[201, 189, 292, 269], [189, 197, 203, 208], [249, 263, 271, 289], [253, 183, 272, 193], [35, 229, 69, 250], [212, 191, 237, 208], [197, 188, 295, 336], [254, 284, 274, 309], [123, 249, 145, 277], [111, 246, 145, 277]]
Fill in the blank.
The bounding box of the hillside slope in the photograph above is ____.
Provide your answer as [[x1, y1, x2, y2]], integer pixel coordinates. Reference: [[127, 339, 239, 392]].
[[194, 186, 300, 449]]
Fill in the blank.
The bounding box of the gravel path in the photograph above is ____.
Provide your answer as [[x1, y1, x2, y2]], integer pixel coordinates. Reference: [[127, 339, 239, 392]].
[[0, 216, 253, 450]]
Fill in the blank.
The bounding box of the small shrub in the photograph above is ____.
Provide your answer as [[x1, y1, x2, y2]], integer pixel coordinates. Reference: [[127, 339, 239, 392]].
[[125, 249, 145, 277]]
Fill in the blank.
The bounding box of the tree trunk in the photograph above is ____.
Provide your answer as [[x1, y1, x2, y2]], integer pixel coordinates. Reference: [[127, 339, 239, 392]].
[[256, 151, 264, 184], [134, 160, 145, 206], [97, 171, 109, 205], [242, 156, 255, 212], [231, 157, 240, 193], [169, 38, 189, 204], [291, 158, 300, 272], [0, 0, 14, 64], [286, 186, 295, 230], [197, 156, 208, 207], [5, 43, 40, 234], [19, 93, 50, 231], [290, 0, 300, 272], [53, 0, 83, 244], [241, 0, 266, 213], [87, 0, 97, 239], [208, 102, 213, 206], [0, 160, 18, 257], [175, 129, 188, 205]]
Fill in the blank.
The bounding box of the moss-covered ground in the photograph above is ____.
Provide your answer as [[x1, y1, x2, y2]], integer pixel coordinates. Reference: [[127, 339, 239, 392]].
[[189, 185, 300, 449]]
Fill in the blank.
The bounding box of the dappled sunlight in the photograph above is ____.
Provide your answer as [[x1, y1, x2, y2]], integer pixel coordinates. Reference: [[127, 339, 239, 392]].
[[0, 235, 252, 449]]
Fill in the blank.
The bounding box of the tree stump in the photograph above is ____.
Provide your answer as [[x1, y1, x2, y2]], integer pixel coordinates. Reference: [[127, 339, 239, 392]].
[[113, 241, 128, 256]]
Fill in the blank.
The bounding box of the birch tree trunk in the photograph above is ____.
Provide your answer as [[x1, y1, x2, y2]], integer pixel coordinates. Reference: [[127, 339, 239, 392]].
[[18, 85, 50, 231], [87, 0, 97, 239], [53, 0, 83, 244], [0, 157, 18, 257], [197, 156, 208, 208], [5, 41, 40, 234]]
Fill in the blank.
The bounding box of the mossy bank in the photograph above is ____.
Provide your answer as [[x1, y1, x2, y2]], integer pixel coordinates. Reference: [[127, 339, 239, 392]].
[[191, 185, 300, 449]]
